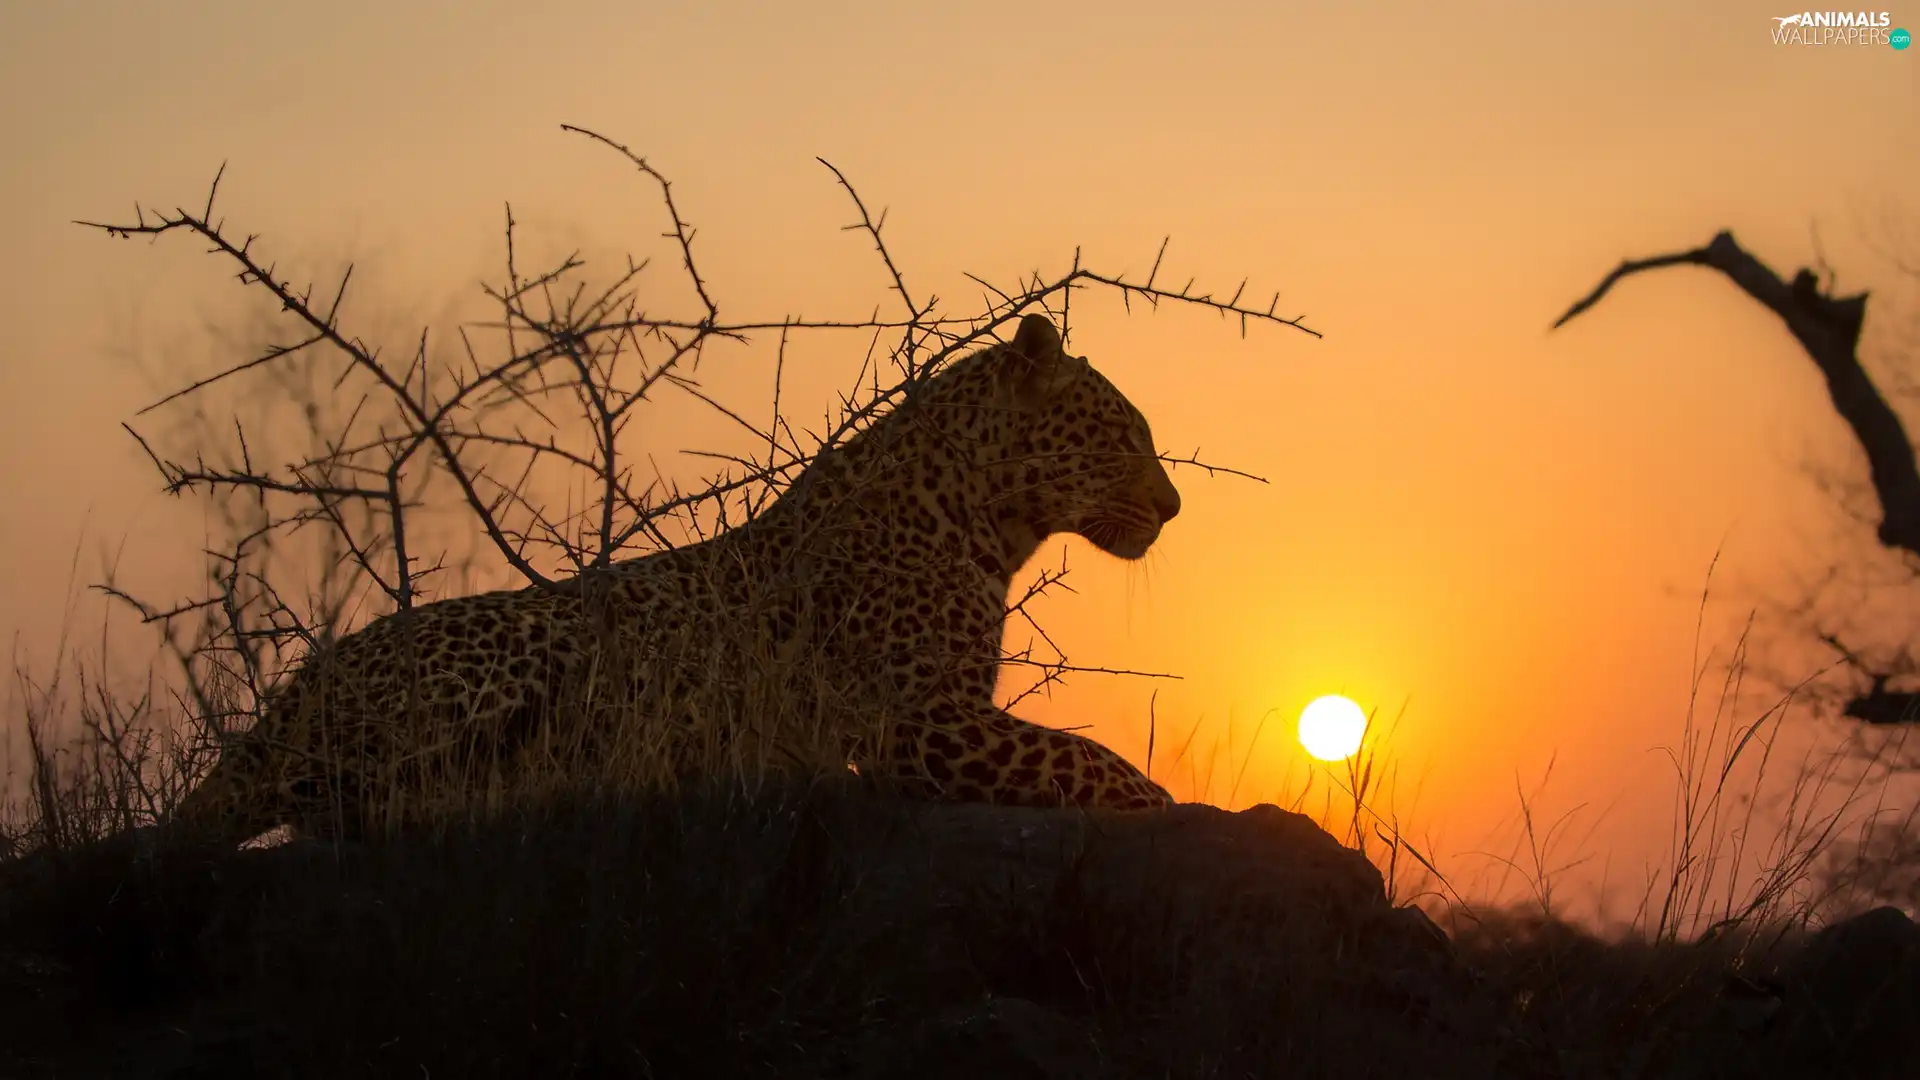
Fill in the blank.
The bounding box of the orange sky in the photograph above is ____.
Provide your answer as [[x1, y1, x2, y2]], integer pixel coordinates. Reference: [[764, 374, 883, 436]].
[[4, 1, 1917, 917]]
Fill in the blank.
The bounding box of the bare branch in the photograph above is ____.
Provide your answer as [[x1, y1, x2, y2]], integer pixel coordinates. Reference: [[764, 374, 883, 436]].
[[1554, 230, 1919, 558]]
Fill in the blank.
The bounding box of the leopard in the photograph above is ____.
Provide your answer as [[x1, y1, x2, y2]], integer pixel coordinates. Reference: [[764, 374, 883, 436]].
[[170, 312, 1182, 844]]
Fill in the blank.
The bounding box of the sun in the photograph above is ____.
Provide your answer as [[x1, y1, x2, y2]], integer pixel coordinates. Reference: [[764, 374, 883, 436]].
[[1297, 695, 1368, 762]]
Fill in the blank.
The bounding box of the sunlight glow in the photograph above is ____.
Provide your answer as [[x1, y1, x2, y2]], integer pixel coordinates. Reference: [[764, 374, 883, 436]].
[[1297, 695, 1368, 762]]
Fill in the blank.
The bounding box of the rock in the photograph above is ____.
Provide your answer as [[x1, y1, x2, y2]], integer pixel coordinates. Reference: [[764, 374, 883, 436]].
[[6, 783, 1532, 1077], [1761, 906, 1920, 1079], [840, 995, 1099, 1080], [800, 799, 1520, 1077]]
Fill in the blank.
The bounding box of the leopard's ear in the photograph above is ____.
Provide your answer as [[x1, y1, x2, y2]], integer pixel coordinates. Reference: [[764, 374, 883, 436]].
[[1010, 313, 1061, 360], [1007, 313, 1084, 405]]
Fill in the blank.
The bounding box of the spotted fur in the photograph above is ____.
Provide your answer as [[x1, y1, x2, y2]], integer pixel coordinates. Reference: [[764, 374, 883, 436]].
[[172, 314, 1180, 842]]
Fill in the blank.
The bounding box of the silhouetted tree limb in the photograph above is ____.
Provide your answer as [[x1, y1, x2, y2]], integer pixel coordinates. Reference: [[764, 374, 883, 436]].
[[1819, 633, 1920, 726], [1554, 230, 1920, 558], [1554, 229, 1920, 728]]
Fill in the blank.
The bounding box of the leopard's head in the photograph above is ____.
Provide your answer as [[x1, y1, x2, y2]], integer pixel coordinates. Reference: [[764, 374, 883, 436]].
[[930, 313, 1180, 561]]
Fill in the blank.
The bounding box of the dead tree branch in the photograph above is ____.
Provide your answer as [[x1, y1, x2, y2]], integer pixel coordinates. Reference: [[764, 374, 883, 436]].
[[1555, 228, 1920, 729], [1553, 230, 1918, 556]]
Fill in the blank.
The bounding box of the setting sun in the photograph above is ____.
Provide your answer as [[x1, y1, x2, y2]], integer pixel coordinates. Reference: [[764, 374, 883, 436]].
[[1298, 695, 1368, 762]]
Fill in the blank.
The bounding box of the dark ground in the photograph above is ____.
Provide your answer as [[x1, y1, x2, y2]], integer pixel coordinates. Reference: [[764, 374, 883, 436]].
[[3, 774, 1917, 1079]]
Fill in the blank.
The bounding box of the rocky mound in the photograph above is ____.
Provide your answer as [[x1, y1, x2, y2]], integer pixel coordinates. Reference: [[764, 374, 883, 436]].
[[3, 776, 1916, 1078]]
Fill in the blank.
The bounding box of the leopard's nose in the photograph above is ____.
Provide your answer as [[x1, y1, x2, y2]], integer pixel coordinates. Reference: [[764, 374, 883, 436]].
[[1152, 481, 1181, 523]]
